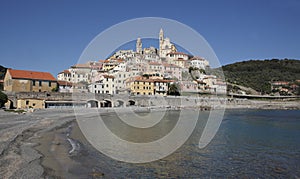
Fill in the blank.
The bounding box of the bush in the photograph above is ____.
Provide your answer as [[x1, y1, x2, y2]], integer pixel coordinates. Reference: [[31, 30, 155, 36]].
[[0, 91, 8, 107]]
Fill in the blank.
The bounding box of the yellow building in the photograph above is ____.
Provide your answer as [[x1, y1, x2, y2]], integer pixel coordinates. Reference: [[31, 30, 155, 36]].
[[132, 78, 154, 95], [4, 69, 57, 92], [17, 98, 45, 109], [127, 76, 172, 96]]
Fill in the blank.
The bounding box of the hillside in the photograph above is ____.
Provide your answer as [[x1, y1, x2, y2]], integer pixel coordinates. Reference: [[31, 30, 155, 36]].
[[220, 59, 300, 94]]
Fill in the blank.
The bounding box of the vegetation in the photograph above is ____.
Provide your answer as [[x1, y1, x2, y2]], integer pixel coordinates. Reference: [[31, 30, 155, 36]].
[[0, 65, 7, 90], [52, 86, 59, 92], [168, 83, 180, 96], [219, 59, 300, 94], [0, 91, 8, 107]]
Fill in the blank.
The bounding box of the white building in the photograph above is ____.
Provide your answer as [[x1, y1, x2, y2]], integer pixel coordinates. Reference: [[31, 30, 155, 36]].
[[166, 52, 189, 62], [58, 80, 73, 93], [113, 50, 135, 60], [189, 57, 209, 70], [154, 79, 171, 96], [163, 63, 182, 81], [89, 75, 116, 95], [69, 63, 92, 83], [57, 70, 71, 82]]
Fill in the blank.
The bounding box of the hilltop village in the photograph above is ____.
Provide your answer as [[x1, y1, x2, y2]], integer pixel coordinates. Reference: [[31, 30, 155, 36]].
[[3, 29, 226, 96], [56, 29, 226, 95]]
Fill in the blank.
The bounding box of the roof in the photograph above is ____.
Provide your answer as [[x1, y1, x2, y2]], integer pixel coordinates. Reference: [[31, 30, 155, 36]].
[[58, 70, 71, 74], [163, 63, 180, 68], [175, 58, 186, 61], [8, 69, 56, 81], [71, 63, 91, 68], [190, 56, 206, 61], [149, 62, 162, 65], [57, 80, 73, 86], [166, 52, 189, 56], [103, 75, 115, 79]]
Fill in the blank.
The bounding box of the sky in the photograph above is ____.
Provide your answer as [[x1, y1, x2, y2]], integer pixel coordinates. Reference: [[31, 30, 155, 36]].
[[0, 0, 299, 76]]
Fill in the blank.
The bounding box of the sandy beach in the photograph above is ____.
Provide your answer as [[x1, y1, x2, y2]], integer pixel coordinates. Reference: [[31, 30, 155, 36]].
[[0, 99, 299, 178]]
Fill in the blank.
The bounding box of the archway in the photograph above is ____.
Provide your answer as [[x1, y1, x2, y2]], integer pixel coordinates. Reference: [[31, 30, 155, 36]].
[[87, 100, 99, 108], [100, 99, 112, 108], [115, 100, 125, 107], [5, 100, 14, 109], [127, 100, 136, 106]]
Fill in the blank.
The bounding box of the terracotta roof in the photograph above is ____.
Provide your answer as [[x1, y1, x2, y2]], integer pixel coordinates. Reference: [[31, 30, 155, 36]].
[[8, 69, 56, 81], [103, 75, 115, 79], [58, 80, 73, 86], [58, 70, 71, 74]]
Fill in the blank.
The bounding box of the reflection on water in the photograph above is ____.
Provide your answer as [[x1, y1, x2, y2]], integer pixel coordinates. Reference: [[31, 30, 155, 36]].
[[66, 109, 300, 178]]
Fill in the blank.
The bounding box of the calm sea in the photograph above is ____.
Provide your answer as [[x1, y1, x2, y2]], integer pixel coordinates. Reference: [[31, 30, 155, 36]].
[[64, 109, 300, 178]]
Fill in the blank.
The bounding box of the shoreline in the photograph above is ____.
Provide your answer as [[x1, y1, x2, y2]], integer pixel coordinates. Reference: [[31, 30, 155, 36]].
[[0, 100, 299, 178]]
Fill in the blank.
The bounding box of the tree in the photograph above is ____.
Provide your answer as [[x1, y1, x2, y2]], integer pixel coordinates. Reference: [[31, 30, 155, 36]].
[[168, 83, 180, 96], [0, 91, 8, 107]]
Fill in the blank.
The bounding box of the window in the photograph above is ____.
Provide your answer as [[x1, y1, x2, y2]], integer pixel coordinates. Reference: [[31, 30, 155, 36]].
[[106, 84, 108, 87], [39, 81, 42, 86], [95, 85, 97, 88], [33, 103, 36, 106], [49, 81, 51, 87], [26, 101, 29, 105], [102, 85, 104, 88], [33, 80, 35, 86]]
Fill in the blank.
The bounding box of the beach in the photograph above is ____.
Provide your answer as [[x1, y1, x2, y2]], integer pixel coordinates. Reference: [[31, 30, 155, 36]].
[[0, 99, 299, 178]]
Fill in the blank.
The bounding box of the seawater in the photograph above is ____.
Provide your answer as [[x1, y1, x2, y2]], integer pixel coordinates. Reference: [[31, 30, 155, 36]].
[[65, 109, 300, 178]]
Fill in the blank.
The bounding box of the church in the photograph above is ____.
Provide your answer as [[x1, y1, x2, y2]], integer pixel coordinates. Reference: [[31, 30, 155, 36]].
[[135, 29, 177, 58]]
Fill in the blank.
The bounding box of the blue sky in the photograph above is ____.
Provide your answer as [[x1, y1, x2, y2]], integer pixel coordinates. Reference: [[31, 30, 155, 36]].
[[0, 0, 299, 76]]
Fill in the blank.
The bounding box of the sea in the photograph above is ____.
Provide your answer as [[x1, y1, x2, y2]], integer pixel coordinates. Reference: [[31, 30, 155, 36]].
[[52, 109, 300, 178]]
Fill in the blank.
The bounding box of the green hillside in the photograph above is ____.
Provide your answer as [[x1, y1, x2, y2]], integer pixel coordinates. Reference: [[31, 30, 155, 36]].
[[221, 59, 300, 94]]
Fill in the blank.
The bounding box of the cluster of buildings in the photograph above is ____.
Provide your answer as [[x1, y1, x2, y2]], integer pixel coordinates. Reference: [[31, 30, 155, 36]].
[[271, 81, 300, 95], [57, 29, 226, 95], [2, 29, 227, 109]]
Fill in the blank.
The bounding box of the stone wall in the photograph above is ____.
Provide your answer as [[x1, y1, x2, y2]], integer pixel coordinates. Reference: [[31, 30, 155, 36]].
[[5, 91, 253, 109]]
